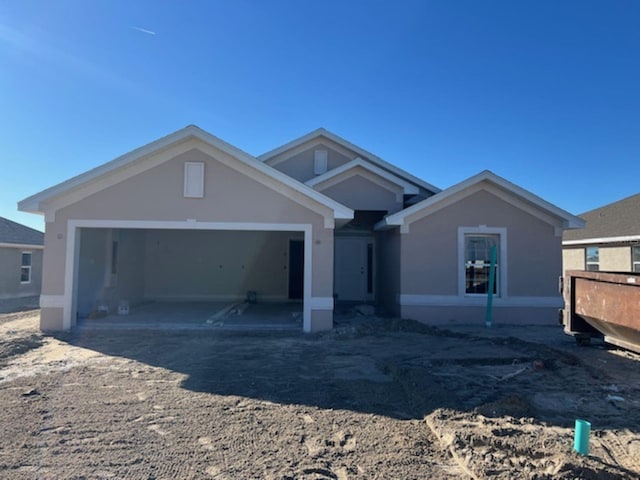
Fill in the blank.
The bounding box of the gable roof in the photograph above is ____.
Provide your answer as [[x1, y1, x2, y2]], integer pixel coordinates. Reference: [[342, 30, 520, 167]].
[[0, 217, 44, 247], [563, 192, 640, 245], [259, 128, 441, 194], [376, 170, 584, 233], [18, 125, 353, 223], [305, 157, 420, 195]]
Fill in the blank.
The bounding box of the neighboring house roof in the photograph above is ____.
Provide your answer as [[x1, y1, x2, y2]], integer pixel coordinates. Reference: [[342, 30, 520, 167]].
[[258, 128, 441, 195], [18, 125, 353, 223], [305, 157, 420, 195], [0, 217, 44, 247], [563, 193, 640, 245], [376, 170, 585, 233]]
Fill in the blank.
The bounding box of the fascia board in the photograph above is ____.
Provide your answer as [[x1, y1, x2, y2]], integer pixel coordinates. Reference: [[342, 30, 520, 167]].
[[19, 125, 353, 221], [306, 158, 419, 194], [563, 235, 640, 246], [382, 170, 585, 230]]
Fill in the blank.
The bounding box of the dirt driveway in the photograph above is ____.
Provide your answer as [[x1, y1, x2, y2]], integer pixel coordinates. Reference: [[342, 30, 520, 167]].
[[1, 310, 639, 479]]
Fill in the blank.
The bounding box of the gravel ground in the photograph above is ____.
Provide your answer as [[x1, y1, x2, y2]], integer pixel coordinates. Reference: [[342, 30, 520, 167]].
[[0, 311, 638, 479]]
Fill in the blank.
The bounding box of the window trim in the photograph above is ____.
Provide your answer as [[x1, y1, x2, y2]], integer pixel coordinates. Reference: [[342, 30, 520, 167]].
[[458, 226, 507, 298], [585, 246, 600, 271], [632, 245, 640, 273], [20, 251, 32, 284]]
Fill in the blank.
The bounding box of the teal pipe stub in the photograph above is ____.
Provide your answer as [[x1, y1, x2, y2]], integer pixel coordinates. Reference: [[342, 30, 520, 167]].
[[574, 419, 591, 456]]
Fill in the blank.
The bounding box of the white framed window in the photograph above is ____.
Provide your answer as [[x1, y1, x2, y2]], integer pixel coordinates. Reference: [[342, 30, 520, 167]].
[[313, 150, 328, 175], [458, 227, 507, 297], [585, 246, 599, 271], [184, 162, 205, 198], [632, 246, 640, 273], [20, 251, 32, 284]]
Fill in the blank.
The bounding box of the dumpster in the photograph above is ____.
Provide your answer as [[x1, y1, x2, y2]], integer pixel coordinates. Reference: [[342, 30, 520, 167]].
[[561, 270, 640, 353]]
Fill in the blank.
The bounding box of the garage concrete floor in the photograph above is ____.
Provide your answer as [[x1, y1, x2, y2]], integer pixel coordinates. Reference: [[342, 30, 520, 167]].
[[76, 301, 303, 331]]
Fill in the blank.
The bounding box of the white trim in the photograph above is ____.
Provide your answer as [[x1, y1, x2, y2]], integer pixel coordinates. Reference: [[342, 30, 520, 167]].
[[563, 234, 640, 246], [309, 297, 334, 310], [40, 294, 66, 308], [376, 170, 584, 231], [306, 157, 419, 195], [0, 243, 43, 249], [458, 226, 508, 298], [399, 294, 563, 308], [259, 128, 441, 194], [61, 219, 318, 333], [18, 125, 353, 222]]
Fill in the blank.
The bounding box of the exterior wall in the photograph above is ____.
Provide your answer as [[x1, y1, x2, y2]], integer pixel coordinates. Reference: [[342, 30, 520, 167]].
[[376, 229, 401, 316], [40, 143, 335, 332], [319, 174, 403, 214], [599, 246, 632, 271], [0, 246, 43, 300], [271, 144, 352, 183], [399, 189, 563, 325], [562, 244, 633, 273], [562, 247, 585, 272]]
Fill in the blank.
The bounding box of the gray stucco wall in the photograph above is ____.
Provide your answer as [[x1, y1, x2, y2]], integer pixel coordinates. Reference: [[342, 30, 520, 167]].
[[0, 246, 43, 300], [320, 174, 403, 214], [402, 190, 561, 298]]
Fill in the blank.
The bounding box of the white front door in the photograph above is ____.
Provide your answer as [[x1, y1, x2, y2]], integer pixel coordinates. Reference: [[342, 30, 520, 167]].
[[334, 237, 372, 302]]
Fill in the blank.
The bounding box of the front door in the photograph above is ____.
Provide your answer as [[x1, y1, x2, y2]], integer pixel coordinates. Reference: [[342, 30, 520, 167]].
[[334, 237, 373, 302]]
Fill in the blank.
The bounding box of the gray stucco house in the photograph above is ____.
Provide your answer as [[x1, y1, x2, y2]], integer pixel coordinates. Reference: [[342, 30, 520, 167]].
[[563, 193, 640, 273], [18, 126, 583, 332], [0, 216, 44, 311]]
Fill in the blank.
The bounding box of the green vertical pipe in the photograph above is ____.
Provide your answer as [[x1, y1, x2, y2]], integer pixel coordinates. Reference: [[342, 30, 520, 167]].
[[574, 419, 591, 455], [485, 245, 497, 328]]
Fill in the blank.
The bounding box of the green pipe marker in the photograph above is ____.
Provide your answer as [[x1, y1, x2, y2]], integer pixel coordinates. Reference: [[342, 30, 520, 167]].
[[485, 245, 497, 328], [574, 419, 591, 456]]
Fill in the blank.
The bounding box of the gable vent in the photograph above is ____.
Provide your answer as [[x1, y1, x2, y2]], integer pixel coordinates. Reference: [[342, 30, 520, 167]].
[[313, 150, 328, 175], [184, 162, 205, 198]]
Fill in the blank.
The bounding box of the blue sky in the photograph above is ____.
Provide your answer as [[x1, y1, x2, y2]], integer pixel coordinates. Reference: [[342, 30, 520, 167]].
[[1, 0, 639, 231]]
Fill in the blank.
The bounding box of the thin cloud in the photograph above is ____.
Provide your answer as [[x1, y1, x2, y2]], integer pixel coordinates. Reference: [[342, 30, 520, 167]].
[[130, 26, 156, 36]]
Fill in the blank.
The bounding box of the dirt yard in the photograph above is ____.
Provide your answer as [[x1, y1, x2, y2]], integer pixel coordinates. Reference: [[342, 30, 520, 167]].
[[1, 310, 639, 479]]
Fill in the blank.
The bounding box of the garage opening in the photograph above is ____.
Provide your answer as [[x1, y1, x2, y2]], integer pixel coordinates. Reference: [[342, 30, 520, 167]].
[[74, 227, 306, 330]]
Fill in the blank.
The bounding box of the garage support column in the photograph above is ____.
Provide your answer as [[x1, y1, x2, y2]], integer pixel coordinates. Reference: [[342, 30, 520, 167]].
[[305, 224, 335, 333]]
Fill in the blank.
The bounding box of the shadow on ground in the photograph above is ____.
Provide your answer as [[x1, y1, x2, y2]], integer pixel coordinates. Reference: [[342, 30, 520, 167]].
[[60, 316, 640, 429]]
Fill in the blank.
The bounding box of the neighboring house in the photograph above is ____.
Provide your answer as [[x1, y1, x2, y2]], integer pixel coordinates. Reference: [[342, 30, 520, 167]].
[[0, 216, 44, 310], [18, 126, 583, 332], [563, 193, 640, 273]]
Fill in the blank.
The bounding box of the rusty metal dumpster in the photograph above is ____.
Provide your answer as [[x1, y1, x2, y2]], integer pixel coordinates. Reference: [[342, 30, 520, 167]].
[[562, 270, 640, 353]]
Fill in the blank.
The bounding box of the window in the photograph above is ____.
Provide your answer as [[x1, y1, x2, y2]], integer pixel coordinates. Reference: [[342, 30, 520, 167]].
[[464, 235, 500, 295], [20, 252, 32, 284], [184, 162, 205, 198], [585, 246, 599, 271], [633, 246, 640, 273], [313, 150, 328, 175]]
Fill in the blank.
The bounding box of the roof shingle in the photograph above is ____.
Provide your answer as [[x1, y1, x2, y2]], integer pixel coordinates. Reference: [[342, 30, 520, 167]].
[[563, 193, 640, 242], [0, 217, 44, 246]]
